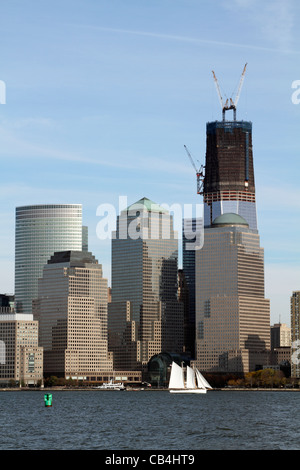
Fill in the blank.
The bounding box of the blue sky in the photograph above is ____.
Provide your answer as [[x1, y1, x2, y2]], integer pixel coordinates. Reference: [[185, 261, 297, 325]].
[[0, 0, 300, 325]]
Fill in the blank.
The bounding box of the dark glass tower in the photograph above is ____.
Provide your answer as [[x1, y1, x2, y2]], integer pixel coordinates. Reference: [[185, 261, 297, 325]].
[[203, 120, 257, 230], [182, 218, 202, 359]]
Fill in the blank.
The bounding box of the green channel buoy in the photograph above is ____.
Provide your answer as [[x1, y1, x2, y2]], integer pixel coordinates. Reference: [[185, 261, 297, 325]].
[[44, 393, 52, 407]]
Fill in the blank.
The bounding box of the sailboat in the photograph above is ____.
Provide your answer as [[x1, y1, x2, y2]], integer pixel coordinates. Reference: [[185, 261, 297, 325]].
[[168, 361, 212, 394]]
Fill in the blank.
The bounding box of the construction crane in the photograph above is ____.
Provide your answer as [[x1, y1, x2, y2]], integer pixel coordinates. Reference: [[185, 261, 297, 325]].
[[184, 145, 205, 195], [212, 63, 247, 121]]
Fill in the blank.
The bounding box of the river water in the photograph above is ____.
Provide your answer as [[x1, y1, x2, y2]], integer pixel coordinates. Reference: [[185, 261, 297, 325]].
[[0, 390, 299, 451]]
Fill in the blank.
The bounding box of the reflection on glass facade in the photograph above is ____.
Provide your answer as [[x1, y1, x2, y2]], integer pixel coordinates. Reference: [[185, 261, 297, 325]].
[[195, 213, 270, 374], [15, 205, 83, 314], [204, 120, 257, 230], [182, 218, 203, 358], [205, 200, 257, 230], [108, 197, 184, 372]]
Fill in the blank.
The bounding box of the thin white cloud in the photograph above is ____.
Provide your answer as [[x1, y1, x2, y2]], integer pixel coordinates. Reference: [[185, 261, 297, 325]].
[[72, 24, 298, 54], [0, 121, 192, 175]]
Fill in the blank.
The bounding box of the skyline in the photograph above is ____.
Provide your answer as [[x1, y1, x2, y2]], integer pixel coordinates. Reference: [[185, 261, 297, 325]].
[[1, 0, 300, 326]]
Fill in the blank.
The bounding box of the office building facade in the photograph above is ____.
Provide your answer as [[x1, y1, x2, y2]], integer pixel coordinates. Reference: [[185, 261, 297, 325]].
[[291, 291, 300, 378], [33, 251, 113, 379], [0, 313, 43, 386], [271, 323, 291, 349], [194, 213, 270, 373], [15, 204, 84, 314], [108, 197, 184, 373]]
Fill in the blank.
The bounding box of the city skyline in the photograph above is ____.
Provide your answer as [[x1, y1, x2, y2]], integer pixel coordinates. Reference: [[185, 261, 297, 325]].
[[1, 1, 300, 326]]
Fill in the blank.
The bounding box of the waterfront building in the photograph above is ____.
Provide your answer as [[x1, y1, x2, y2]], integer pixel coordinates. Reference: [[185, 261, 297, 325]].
[[33, 250, 113, 380], [0, 313, 43, 387], [148, 352, 186, 387], [194, 213, 270, 373], [15, 204, 85, 314], [291, 291, 300, 378], [108, 197, 184, 374], [204, 120, 257, 230]]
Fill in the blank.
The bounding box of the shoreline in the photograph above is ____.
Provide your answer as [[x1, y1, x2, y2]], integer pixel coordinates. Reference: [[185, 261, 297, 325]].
[[0, 386, 299, 392]]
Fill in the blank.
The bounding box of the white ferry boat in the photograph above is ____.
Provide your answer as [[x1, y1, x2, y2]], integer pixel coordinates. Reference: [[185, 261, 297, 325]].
[[94, 379, 125, 391]]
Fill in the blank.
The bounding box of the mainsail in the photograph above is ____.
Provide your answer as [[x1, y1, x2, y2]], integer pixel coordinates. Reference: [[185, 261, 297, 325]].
[[186, 365, 196, 389], [169, 361, 185, 389]]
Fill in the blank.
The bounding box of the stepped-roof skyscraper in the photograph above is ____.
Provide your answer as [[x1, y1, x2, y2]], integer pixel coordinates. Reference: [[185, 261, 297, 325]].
[[33, 250, 113, 379], [195, 213, 270, 373]]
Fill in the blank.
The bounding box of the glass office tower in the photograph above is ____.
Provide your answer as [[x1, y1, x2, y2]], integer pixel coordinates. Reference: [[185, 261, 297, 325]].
[[15, 204, 83, 314], [182, 218, 203, 358], [204, 120, 257, 230], [108, 197, 184, 373]]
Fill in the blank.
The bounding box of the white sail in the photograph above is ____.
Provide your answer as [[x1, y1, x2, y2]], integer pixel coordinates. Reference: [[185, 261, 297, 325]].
[[196, 369, 212, 390], [169, 361, 185, 389], [186, 366, 196, 389]]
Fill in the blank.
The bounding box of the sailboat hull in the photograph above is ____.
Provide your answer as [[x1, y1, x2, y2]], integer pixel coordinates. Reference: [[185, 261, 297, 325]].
[[169, 388, 207, 394]]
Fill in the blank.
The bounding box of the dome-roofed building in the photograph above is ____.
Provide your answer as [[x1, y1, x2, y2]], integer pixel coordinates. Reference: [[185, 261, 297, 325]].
[[212, 213, 249, 227], [147, 352, 190, 387]]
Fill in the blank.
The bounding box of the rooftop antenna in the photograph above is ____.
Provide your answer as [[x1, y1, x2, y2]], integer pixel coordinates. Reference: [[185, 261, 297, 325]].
[[212, 63, 247, 121]]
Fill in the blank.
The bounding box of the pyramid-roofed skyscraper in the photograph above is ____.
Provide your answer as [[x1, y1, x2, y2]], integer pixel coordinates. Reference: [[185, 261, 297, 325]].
[[108, 197, 184, 375]]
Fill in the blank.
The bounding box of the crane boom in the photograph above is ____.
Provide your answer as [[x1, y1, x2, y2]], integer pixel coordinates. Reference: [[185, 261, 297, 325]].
[[184, 145, 205, 195], [234, 62, 247, 107], [184, 144, 197, 172], [212, 70, 224, 109], [212, 63, 248, 121]]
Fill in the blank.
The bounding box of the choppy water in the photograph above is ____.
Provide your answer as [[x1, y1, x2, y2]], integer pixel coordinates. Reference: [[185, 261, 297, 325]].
[[0, 390, 299, 450]]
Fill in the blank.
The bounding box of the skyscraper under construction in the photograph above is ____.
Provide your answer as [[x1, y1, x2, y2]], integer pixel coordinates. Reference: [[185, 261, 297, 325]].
[[204, 64, 257, 229], [194, 65, 271, 374], [204, 120, 257, 230]]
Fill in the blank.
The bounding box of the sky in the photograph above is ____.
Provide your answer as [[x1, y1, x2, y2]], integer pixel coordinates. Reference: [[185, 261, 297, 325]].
[[0, 0, 300, 326]]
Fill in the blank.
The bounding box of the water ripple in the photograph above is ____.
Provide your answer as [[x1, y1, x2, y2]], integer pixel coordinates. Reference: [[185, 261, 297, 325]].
[[0, 390, 299, 450]]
